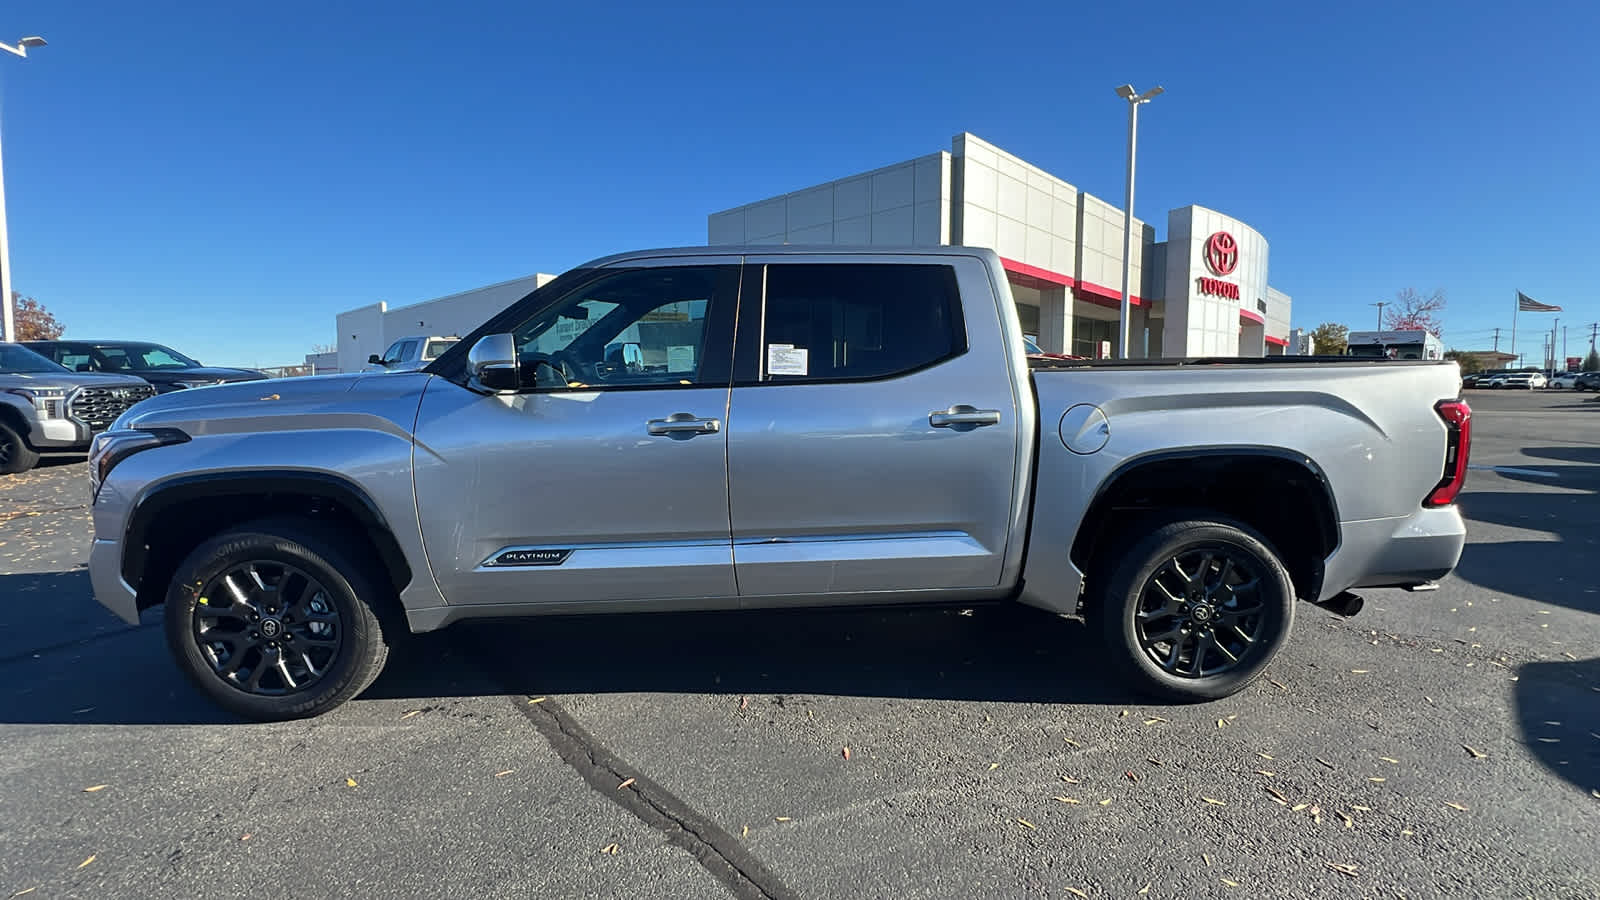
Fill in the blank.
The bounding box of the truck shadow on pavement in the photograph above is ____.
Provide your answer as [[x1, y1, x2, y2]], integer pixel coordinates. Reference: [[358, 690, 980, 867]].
[[379, 603, 1142, 707], [1514, 656, 1600, 797], [1452, 446, 1599, 617]]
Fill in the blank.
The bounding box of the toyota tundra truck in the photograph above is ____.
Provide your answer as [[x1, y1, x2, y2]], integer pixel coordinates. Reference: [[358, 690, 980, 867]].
[[86, 246, 1470, 720]]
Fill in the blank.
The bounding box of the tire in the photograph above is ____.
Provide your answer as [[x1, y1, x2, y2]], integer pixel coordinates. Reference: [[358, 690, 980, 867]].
[[1095, 516, 1295, 702], [0, 421, 40, 475], [164, 517, 396, 721]]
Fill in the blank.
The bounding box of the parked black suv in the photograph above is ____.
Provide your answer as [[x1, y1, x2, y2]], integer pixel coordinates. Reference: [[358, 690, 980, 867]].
[[1575, 371, 1600, 392], [23, 340, 269, 394]]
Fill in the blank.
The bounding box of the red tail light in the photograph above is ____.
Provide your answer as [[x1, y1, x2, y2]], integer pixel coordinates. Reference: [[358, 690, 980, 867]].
[[1424, 399, 1472, 507]]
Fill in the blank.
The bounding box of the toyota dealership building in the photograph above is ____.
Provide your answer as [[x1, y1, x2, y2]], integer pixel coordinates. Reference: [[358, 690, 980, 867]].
[[315, 131, 1290, 371], [708, 132, 1292, 358]]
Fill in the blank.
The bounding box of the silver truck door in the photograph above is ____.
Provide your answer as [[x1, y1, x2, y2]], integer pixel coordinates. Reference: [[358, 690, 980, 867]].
[[412, 260, 741, 608], [726, 256, 1022, 599]]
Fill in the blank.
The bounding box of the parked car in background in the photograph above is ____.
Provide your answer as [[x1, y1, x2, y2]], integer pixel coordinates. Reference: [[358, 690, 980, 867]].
[[1461, 373, 1483, 388], [0, 343, 154, 474], [363, 335, 460, 373], [1546, 372, 1579, 389], [1497, 372, 1545, 390], [1574, 371, 1600, 391], [1021, 334, 1086, 361], [23, 340, 269, 394], [1479, 373, 1509, 388], [88, 245, 1469, 721]]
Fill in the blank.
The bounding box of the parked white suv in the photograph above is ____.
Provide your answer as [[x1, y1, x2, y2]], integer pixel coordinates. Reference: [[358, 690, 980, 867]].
[[363, 336, 460, 373]]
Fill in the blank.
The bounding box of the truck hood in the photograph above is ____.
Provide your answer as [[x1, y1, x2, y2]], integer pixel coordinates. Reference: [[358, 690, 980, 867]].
[[0, 371, 152, 390], [116, 372, 430, 436]]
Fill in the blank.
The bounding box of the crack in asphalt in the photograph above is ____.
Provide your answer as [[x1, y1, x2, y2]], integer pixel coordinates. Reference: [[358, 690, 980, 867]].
[[487, 675, 795, 900]]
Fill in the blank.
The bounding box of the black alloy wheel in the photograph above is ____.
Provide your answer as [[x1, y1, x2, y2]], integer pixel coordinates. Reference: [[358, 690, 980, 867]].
[[1097, 516, 1295, 702], [1133, 549, 1265, 678], [0, 422, 39, 475], [165, 518, 395, 721], [191, 561, 343, 696]]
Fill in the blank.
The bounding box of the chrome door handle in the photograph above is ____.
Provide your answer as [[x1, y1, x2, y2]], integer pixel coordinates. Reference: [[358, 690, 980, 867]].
[[929, 405, 1002, 428], [647, 413, 721, 436]]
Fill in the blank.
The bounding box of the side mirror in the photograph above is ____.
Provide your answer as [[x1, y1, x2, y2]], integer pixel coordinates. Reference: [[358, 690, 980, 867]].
[[467, 333, 520, 393], [368, 354, 384, 366], [620, 342, 643, 371]]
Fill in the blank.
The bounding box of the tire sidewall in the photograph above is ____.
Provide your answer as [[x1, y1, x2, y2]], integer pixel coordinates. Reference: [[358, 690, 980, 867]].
[[0, 422, 38, 475], [1103, 518, 1295, 701], [164, 523, 385, 720]]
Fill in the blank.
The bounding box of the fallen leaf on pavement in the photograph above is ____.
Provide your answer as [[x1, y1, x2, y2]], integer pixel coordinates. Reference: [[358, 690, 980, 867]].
[[1444, 802, 1468, 811], [1120, 709, 1129, 718], [1380, 757, 1399, 764], [616, 777, 636, 790], [528, 697, 546, 704], [1221, 878, 1240, 887], [77, 856, 95, 869], [1064, 738, 1082, 748], [1143, 717, 1167, 725], [1337, 810, 1354, 829], [775, 817, 791, 822], [738, 697, 749, 711], [1351, 805, 1371, 811], [11, 888, 38, 897], [1098, 798, 1112, 806], [741, 825, 749, 838], [494, 770, 515, 778], [1055, 797, 1080, 804], [1264, 787, 1288, 805], [1291, 803, 1309, 812], [1268, 678, 1288, 690], [1258, 752, 1273, 760], [1146, 758, 1163, 766], [240, 833, 252, 841], [1256, 770, 1276, 777], [1125, 771, 1139, 783], [1351, 669, 1369, 674], [1217, 719, 1226, 729], [1061, 775, 1080, 784], [400, 710, 422, 720], [1202, 797, 1226, 806], [1316, 758, 1335, 769], [1369, 777, 1387, 783], [600, 843, 620, 855], [988, 763, 1000, 771], [82, 785, 108, 793], [1310, 804, 1323, 823], [345, 778, 357, 788], [1138, 884, 1150, 895], [1326, 862, 1359, 878], [1203, 853, 1213, 866], [1464, 745, 1486, 759], [1017, 818, 1036, 830], [1064, 888, 1089, 899]]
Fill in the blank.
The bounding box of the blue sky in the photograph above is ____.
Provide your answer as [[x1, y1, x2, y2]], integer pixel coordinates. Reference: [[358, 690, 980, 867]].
[[2, 0, 1596, 367]]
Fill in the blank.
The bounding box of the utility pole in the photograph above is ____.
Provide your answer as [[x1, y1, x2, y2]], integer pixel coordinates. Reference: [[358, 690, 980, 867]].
[[1563, 325, 1568, 368], [1492, 327, 1500, 351], [1370, 301, 1388, 330], [1589, 322, 1598, 353]]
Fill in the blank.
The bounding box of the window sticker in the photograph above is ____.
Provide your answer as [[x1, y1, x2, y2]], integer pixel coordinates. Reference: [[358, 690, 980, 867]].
[[667, 346, 696, 373], [766, 343, 809, 376]]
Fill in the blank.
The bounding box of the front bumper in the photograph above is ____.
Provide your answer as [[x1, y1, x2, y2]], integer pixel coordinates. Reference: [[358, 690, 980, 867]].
[[1320, 506, 1467, 601], [90, 537, 141, 625], [28, 416, 92, 451]]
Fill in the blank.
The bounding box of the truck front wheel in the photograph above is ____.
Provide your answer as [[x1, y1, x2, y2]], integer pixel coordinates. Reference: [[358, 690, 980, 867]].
[[1097, 516, 1295, 702], [0, 422, 40, 475], [163, 518, 396, 721]]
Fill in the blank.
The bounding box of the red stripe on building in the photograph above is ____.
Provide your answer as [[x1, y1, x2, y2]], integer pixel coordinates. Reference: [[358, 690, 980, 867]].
[[1265, 335, 1289, 347], [1239, 308, 1265, 324], [1074, 279, 1144, 307], [1000, 257, 1076, 289]]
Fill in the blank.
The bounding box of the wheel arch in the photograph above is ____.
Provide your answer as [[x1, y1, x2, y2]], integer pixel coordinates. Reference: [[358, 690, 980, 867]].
[[1070, 447, 1341, 603], [124, 470, 413, 612]]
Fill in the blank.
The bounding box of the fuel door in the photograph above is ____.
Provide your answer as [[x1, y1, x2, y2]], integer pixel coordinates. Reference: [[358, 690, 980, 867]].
[[1058, 403, 1110, 455]]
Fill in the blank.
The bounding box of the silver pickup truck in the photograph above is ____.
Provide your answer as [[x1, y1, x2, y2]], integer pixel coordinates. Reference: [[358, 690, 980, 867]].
[[87, 246, 1470, 720]]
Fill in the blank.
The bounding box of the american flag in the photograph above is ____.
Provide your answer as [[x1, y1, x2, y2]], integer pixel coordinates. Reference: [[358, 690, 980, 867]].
[[1518, 291, 1561, 312]]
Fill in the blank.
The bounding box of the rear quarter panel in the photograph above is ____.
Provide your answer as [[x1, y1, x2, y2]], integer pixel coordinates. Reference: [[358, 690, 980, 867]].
[[1020, 362, 1463, 611]]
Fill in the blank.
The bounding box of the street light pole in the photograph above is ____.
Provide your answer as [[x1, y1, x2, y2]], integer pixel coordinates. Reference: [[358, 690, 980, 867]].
[[0, 35, 46, 344], [1115, 84, 1162, 360], [1370, 301, 1388, 330]]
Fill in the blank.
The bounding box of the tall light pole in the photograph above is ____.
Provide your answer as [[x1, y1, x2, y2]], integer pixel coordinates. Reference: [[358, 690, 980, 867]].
[[1115, 83, 1162, 359], [0, 35, 46, 344], [1370, 301, 1388, 330]]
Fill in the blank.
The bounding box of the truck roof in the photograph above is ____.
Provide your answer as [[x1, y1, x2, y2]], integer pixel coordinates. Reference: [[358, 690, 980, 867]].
[[575, 244, 1000, 269]]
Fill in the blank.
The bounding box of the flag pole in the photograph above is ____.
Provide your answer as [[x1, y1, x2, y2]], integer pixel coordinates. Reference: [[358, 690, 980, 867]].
[[1511, 291, 1519, 369]]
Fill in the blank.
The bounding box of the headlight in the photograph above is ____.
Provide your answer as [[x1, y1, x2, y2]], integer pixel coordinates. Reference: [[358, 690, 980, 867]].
[[5, 386, 69, 419], [89, 427, 189, 498], [172, 380, 220, 389]]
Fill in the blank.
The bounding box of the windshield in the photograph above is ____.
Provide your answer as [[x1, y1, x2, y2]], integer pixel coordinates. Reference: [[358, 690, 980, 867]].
[[423, 339, 458, 360], [59, 342, 201, 371], [0, 343, 71, 374]]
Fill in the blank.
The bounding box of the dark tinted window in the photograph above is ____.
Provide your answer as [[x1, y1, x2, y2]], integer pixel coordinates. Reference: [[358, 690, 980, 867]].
[[759, 264, 963, 382]]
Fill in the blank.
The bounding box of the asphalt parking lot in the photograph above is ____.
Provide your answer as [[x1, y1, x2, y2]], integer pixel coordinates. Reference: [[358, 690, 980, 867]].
[[1, 388, 1596, 899]]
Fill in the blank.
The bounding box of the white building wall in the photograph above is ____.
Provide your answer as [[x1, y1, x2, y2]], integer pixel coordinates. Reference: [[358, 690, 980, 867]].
[[952, 133, 1083, 277], [1163, 206, 1270, 357], [1074, 191, 1153, 299], [330, 273, 553, 374], [707, 152, 951, 247], [1266, 285, 1292, 343]]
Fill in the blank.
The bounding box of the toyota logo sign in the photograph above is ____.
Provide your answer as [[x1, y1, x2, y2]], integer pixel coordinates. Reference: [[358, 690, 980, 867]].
[[1205, 231, 1239, 276]]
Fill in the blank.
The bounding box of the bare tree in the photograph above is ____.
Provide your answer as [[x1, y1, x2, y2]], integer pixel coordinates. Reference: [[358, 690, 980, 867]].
[[1384, 288, 1446, 337], [309, 343, 336, 355]]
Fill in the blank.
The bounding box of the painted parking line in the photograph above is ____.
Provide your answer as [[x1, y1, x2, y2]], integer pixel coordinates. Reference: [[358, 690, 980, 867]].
[[1467, 465, 1560, 479]]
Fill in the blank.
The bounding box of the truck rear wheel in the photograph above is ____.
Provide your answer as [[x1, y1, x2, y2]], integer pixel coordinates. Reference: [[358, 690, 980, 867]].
[[164, 518, 395, 721], [0, 422, 39, 474], [1096, 516, 1295, 702]]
